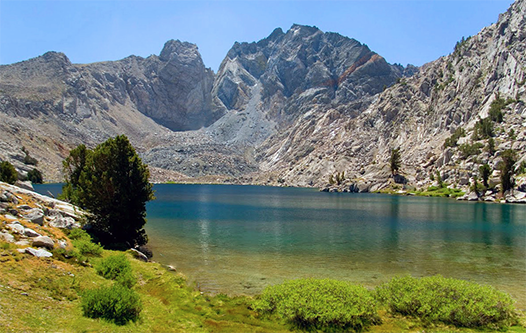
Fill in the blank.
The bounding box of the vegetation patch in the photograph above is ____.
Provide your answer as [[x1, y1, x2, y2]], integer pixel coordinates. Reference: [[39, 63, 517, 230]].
[[95, 253, 136, 288], [414, 186, 465, 198], [253, 278, 380, 332], [376, 275, 520, 330], [81, 284, 142, 325]]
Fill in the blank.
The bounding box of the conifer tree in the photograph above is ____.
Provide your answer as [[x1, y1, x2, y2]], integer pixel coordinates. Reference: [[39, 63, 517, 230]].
[[63, 136, 154, 248]]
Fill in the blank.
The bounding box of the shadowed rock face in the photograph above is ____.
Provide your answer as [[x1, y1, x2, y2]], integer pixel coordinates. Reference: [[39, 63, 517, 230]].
[[0, 40, 222, 132]]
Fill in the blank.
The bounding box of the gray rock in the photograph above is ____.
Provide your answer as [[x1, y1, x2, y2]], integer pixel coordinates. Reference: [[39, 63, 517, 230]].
[[0, 191, 9, 202], [467, 192, 480, 201], [129, 248, 149, 262], [32, 236, 54, 250], [7, 222, 25, 234], [0, 231, 15, 243], [17, 205, 32, 211], [24, 247, 53, 258], [15, 240, 30, 246], [48, 216, 78, 229], [23, 208, 45, 225], [24, 228, 41, 238], [14, 181, 34, 191]]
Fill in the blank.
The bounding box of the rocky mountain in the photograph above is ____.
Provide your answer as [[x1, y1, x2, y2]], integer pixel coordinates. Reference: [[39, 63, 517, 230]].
[[1, 0, 525, 200], [0, 40, 224, 180], [253, 0, 526, 200], [140, 24, 412, 177]]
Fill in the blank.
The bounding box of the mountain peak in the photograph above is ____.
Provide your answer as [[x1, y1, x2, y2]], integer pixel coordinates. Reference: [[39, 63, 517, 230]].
[[159, 39, 200, 63]]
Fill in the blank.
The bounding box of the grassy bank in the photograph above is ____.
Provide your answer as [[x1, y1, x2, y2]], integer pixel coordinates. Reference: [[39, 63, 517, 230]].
[[1, 240, 525, 332]]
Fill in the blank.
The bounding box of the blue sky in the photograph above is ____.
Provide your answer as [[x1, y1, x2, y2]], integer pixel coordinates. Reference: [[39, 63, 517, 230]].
[[0, 0, 515, 72]]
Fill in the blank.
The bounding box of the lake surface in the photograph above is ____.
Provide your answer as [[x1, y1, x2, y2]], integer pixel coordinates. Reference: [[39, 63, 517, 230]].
[[35, 183, 526, 308]]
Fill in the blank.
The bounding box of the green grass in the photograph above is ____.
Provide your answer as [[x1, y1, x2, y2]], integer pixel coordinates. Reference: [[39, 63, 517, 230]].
[[0, 239, 524, 332], [413, 186, 465, 198]]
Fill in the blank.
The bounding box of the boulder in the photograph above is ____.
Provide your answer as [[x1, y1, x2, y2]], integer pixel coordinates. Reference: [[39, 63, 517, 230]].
[[467, 192, 480, 201], [24, 228, 41, 238], [0, 191, 9, 202], [24, 247, 53, 258], [14, 181, 34, 191], [45, 209, 63, 218], [15, 240, 30, 246], [48, 216, 78, 229], [0, 231, 15, 243], [129, 248, 149, 262], [23, 208, 45, 225], [7, 222, 25, 234], [32, 236, 54, 250], [54, 203, 82, 219], [0, 191, 18, 204]]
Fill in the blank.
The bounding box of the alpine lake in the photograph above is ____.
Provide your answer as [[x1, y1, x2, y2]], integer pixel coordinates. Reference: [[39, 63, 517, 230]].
[[35, 183, 526, 310]]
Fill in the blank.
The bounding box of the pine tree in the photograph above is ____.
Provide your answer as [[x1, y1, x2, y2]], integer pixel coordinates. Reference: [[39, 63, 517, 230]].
[[390, 148, 401, 175], [499, 149, 517, 194], [62, 136, 154, 248]]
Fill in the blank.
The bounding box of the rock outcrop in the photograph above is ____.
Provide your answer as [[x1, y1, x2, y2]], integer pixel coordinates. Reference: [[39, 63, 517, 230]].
[[0, 181, 86, 256]]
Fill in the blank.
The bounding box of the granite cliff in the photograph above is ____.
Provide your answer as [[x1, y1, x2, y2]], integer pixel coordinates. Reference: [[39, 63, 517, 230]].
[[253, 0, 526, 202]]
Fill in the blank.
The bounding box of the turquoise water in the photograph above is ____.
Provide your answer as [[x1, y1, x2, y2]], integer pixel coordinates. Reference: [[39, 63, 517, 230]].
[[35, 183, 526, 307]]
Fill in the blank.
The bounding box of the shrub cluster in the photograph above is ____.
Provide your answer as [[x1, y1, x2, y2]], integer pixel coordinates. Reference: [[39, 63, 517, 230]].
[[81, 284, 141, 325], [375, 275, 519, 330], [254, 276, 519, 332], [95, 254, 136, 288], [0, 161, 17, 184], [253, 279, 380, 332], [69, 229, 103, 257], [82, 254, 140, 325]]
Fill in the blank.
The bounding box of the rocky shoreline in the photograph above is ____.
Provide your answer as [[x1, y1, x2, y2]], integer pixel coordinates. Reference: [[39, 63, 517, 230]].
[[0, 181, 83, 258]]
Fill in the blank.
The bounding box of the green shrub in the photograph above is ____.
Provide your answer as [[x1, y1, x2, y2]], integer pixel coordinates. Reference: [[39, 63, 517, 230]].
[[95, 254, 136, 288], [67, 229, 103, 257], [81, 284, 141, 325], [443, 127, 465, 148], [26, 168, 43, 184], [376, 275, 519, 330], [472, 118, 494, 140], [459, 142, 484, 159], [74, 238, 103, 257], [253, 279, 380, 332], [0, 161, 17, 184]]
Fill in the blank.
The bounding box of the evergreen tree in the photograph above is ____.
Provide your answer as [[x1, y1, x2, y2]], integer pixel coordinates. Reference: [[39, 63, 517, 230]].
[[499, 149, 517, 194], [0, 161, 17, 184], [390, 148, 401, 175], [479, 164, 491, 189], [27, 168, 43, 184], [62, 136, 154, 248]]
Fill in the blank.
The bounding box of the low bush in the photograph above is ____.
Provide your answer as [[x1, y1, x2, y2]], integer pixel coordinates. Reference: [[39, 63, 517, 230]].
[[0, 161, 17, 184], [67, 228, 103, 257], [375, 275, 519, 330], [95, 254, 136, 288], [81, 284, 141, 325], [253, 278, 380, 332]]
